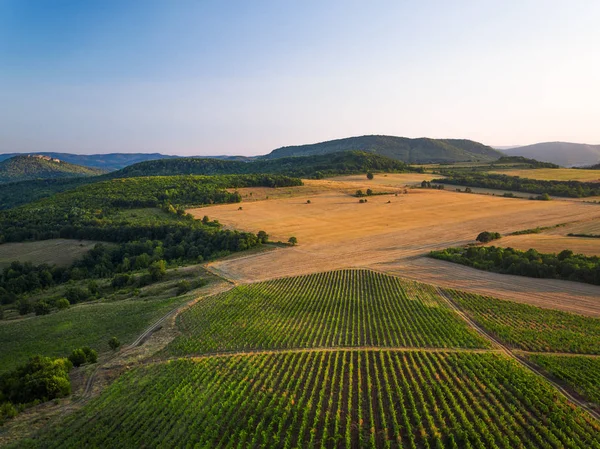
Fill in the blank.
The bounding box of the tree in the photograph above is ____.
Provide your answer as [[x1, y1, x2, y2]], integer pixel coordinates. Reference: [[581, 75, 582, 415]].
[[421, 180, 428, 188], [476, 231, 501, 243], [257, 230, 269, 244], [55, 298, 70, 310], [108, 337, 121, 351], [176, 280, 191, 295], [82, 346, 98, 364], [148, 260, 167, 281], [111, 273, 131, 289], [68, 348, 87, 367], [288, 236, 298, 246], [366, 189, 373, 196], [356, 190, 364, 197], [34, 300, 52, 316], [366, 172, 374, 180], [17, 299, 32, 316]]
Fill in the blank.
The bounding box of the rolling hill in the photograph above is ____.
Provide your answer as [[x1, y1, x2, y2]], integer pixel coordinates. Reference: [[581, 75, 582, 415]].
[[502, 142, 600, 167], [263, 135, 503, 163], [0, 152, 179, 171], [111, 151, 410, 179], [0, 155, 106, 183]]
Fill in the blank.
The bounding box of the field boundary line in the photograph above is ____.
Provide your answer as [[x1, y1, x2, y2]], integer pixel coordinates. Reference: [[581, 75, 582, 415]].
[[436, 287, 600, 422]]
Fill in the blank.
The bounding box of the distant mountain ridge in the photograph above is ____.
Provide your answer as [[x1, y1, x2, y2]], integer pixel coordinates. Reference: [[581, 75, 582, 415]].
[[501, 142, 600, 167], [263, 135, 503, 164], [0, 155, 106, 183]]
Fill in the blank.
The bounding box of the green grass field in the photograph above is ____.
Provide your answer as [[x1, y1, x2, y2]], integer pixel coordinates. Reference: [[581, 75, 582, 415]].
[[29, 351, 600, 448], [0, 239, 108, 269], [446, 290, 600, 354], [0, 295, 187, 373], [166, 270, 489, 356]]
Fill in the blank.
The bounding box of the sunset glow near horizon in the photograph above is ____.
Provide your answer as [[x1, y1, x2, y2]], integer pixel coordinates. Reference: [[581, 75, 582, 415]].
[[1, 0, 599, 155]]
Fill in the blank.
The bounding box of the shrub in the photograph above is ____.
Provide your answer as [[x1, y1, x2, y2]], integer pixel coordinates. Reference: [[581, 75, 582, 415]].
[[366, 189, 373, 196], [111, 273, 131, 289], [108, 337, 121, 351], [68, 348, 87, 367], [176, 280, 192, 296], [55, 298, 70, 310], [65, 286, 91, 304], [17, 299, 32, 316], [34, 300, 52, 316], [366, 172, 374, 180], [476, 231, 501, 243], [257, 230, 269, 244], [288, 237, 298, 246], [148, 260, 167, 281], [82, 346, 98, 364]]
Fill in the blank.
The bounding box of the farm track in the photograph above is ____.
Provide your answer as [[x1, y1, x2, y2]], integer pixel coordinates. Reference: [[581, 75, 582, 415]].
[[436, 287, 600, 422], [77, 281, 235, 401]]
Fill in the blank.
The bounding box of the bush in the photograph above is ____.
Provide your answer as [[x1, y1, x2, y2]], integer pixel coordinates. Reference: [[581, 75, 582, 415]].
[[366, 189, 373, 196], [34, 300, 52, 316], [82, 346, 98, 364], [17, 299, 32, 316], [55, 298, 70, 310], [69, 347, 98, 367], [65, 286, 91, 304], [68, 348, 87, 367], [176, 280, 192, 296], [476, 231, 501, 243], [108, 336, 121, 351], [148, 260, 167, 281], [111, 273, 131, 289], [0, 402, 18, 423], [366, 172, 374, 180], [288, 237, 298, 246], [257, 230, 269, 244]]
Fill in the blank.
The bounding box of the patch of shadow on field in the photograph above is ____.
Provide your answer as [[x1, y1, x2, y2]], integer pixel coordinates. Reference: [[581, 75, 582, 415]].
[[377, 257, 600, 318]]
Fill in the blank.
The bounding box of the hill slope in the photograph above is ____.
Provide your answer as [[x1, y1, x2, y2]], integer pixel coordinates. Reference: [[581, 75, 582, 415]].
[[0, 155, 105, 183], [503, 142, 600, 167], [0, 152, 179, 171], [111, 151, 409, 179], [263, 135, 502, 163]]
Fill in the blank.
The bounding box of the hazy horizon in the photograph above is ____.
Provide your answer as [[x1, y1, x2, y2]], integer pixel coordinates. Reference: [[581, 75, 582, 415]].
[[2, 1, 599, 156]]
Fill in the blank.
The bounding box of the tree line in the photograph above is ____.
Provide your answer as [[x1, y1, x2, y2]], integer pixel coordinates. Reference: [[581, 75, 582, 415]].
[[433, 173, 600, 198], [430, 246, 600, 285]]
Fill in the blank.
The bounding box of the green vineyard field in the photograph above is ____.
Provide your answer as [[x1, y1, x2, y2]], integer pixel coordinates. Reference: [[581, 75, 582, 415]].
[[528, 354, 600, 407], [166, 270, 489, 356], [33, 351, 600, 448], [446, 290, 600, 354]]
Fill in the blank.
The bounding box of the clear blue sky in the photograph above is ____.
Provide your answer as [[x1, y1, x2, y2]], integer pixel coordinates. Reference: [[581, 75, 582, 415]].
[[1, 0, 599, 155]]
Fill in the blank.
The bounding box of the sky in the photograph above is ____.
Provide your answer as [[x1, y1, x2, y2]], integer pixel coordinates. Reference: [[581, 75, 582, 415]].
[[1, 1, 599, 156]]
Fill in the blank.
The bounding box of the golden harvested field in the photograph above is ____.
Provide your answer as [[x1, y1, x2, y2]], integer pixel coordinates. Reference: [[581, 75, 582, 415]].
[[486, 234, 600, 257], [190, 181, 600, 315], [380, 258, 600, 317], [491, 168, 600, 182], [0, 239, 104, 269], [329, 172, 438, 186]]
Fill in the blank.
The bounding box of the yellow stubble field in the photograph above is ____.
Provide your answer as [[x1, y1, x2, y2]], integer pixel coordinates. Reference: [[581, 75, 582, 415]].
[[189, 181, 600, 315]]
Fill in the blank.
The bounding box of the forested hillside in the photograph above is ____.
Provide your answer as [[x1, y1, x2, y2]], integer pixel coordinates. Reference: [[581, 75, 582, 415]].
[[0, 151, 409, 210], [0, 155, 105, 183], [111, 151, 409, 179], [264, 135, 502, 163]]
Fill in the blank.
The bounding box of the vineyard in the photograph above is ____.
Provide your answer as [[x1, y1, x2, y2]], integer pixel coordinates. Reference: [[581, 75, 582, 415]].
[[35, 351, 600, 448], [166, 270, 489, 356], [445, 290, 600, 354], [527, 354, 600, 408]]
